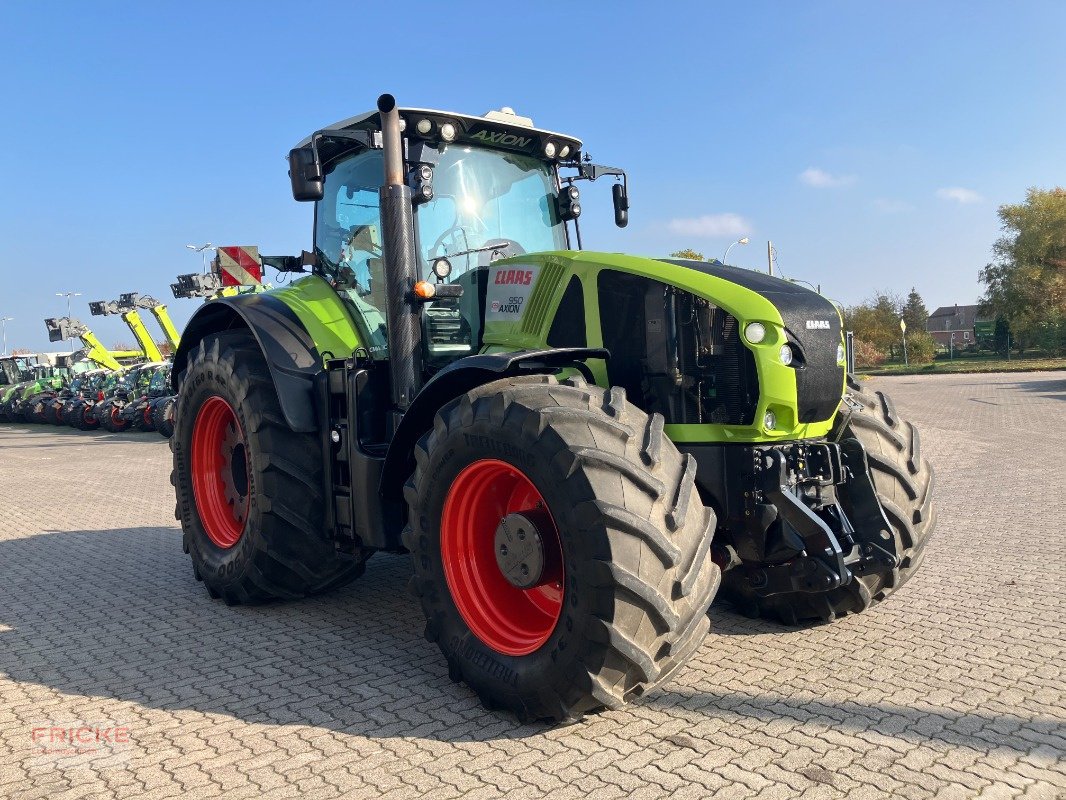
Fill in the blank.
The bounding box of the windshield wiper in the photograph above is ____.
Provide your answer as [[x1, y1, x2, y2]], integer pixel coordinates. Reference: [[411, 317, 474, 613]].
[[433, 242, 513, 263]]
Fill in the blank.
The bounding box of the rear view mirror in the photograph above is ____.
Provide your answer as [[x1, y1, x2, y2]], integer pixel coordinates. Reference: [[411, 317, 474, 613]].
[[288, 147, 324, 202], [612, 183, 629, 228]]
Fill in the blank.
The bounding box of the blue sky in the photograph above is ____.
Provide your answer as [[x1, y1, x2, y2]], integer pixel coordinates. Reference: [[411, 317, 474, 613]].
[[1, 1, 1063, 352]]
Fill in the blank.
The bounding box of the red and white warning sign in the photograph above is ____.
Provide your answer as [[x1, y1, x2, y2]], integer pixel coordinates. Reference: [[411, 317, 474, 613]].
[[216, 246, 263, 287]]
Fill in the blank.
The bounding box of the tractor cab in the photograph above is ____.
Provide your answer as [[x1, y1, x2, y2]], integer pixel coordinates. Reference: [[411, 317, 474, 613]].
[[0, 357, 21, 387], [290, 102, 625, 374]]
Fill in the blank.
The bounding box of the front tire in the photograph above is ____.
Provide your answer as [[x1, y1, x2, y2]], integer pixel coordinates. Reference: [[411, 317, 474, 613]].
[[99, 401, 131, 433], [404, 375, 720, 722], [71, 401, 100, 430], [172, 331, 369, 604]]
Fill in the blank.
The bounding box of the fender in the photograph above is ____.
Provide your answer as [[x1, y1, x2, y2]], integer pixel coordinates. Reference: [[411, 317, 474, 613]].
[[379, 347, 608, 499], [172, 294, 322, 432]]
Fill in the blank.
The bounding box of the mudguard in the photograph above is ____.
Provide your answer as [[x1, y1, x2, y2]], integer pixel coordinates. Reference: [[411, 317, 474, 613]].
[[171, 294, 322, 432], [379, 347, 607, 498]]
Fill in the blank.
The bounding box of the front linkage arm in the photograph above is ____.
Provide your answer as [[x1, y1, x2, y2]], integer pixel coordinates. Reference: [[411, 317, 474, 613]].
[[742, 439, 900, 598]]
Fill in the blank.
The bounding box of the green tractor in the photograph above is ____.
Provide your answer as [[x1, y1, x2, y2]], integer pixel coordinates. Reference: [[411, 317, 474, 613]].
[[171, 94, 935, 722], [0, 355, 37, 421]]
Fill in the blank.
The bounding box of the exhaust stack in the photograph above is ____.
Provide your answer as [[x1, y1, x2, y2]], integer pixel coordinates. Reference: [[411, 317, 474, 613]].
[[377, 94, 423, 422]]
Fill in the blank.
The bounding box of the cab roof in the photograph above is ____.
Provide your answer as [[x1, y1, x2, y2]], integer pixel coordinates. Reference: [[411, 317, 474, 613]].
[[295, 106, 582, 163]]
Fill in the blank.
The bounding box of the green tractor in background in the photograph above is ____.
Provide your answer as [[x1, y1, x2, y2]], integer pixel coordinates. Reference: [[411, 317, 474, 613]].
[[56, 369, 111, 428], [118, 362, 172, 432], [0, 355, 39, 422], [94, 362, 169, 433], [6, 359, 69, 422], [171, 94, 935, 723]]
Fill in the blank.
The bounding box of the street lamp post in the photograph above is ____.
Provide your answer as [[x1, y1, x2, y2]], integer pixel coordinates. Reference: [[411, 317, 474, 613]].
[[0, 317, 12, 355], [55, 292, 82, 351], [722, 237, 750, 264]]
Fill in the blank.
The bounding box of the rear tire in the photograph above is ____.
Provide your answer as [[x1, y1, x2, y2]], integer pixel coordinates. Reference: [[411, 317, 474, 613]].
[[172, 330, 369, 604], [404, 375, 720, 722], [723, 375, 936, 624]]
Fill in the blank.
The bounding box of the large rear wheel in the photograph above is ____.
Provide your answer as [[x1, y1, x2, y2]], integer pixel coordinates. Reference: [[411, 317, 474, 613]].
[[723, 375, 936, 623], [172, 331, 369, 604], [405, 375, 720, 722]]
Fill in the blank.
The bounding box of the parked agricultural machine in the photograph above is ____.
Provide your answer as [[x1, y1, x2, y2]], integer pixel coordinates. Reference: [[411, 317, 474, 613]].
[[169, 94, 936, 722], [43, 317, 134, 370], [89, 362, 169, 433], [89, 296, 163, 362], [0, 355, 43, 421]]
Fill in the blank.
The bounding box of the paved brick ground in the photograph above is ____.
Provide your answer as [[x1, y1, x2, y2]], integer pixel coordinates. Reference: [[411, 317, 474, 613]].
[[0, 372, 1063, 799]]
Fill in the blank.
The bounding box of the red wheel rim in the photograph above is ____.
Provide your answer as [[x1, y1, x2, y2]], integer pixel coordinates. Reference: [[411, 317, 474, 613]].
[[111, 405, 122, 425], [144, 406, 153, 426], [191, 396, 250, 549], [441, 459, 564, 656]]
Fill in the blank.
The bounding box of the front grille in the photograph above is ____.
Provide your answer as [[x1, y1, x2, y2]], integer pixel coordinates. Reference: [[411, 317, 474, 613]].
[[678, 298, 759, 426]]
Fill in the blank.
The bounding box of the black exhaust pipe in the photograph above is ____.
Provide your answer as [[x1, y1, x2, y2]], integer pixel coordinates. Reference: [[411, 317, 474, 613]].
[[377, 93, 423, 424]]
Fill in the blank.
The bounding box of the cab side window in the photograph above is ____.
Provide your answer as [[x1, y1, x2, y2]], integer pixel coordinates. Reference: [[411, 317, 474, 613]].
[[314, 150, 384, 293]]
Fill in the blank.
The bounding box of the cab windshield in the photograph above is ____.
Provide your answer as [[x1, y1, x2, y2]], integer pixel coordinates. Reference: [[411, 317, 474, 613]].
[[416, 145, 566, 280], [314, 143, 566, 364], [0, 360, 18, 386]]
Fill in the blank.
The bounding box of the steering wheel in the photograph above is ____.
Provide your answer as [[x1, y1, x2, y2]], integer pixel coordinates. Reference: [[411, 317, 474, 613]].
[[429, 225, 470, 260]]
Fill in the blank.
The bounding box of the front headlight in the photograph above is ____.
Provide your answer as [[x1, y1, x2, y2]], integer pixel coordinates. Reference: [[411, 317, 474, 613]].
[[779, 344, 794, 366], [744, 322, 766, 344], [837, 343, 846, 363]]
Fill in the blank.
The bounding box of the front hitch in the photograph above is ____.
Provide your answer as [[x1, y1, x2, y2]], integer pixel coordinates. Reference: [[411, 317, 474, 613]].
[[740, 441, 900, 597]]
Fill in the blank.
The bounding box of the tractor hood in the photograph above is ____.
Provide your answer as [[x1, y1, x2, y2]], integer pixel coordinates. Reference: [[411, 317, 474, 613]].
[[481, 251, 846, 441]]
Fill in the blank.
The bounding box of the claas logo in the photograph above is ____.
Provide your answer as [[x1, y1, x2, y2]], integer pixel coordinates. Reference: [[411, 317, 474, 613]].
[[494, 269, 534, 286]]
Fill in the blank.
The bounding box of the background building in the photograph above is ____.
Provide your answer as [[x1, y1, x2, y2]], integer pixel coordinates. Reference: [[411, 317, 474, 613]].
[[927, 304, 980, 347]]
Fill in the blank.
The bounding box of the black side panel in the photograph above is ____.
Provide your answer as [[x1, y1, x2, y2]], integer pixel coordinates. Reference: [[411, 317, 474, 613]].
[[379, 347, 607, 499], [597, 272, 648, 401], [597, 271, 758, 426], [171, 295, 322, 432], [547, 277, 587, 348]]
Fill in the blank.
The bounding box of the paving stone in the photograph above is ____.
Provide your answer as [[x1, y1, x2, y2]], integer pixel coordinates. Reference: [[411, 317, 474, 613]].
[[0, 372, 1063, 798]]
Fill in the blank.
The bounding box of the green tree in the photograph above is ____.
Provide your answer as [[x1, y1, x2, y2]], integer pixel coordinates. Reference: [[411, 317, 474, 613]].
[[845, 291, 903, 356], [979, 187, 1066, 353], [669, 249, 706, 261], [904, 330, 937, 364], [901, 288, 929, 333]]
